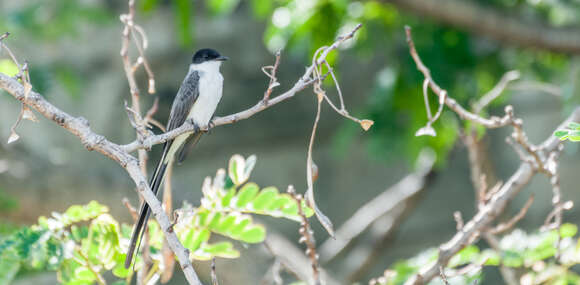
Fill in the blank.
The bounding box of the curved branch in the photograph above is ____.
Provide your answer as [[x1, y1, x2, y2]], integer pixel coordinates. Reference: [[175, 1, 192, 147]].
[[0, 73, 203, 285], [386, 0, 580, 54]]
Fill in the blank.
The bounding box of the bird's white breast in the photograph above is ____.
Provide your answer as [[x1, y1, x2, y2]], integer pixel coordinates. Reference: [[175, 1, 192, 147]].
[[188, 62, 223, 127]]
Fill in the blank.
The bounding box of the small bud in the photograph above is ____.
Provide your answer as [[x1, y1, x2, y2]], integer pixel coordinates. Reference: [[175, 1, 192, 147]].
[[415, 125, 436, 137], [7, 131, 19, 144], [22, 107, 38, 122], [360, 119, 374, 131], [316, 92, 324, 103]]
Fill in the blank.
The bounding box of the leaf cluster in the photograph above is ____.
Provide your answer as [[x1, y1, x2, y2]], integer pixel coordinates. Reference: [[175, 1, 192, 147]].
[[0, 155, 313, 284], [374, 224, 580, 285]]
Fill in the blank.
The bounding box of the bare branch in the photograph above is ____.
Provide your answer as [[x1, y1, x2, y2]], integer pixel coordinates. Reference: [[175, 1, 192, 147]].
[[405, 26, 514, 129], [387, 0, 580, 54], [473, 70, 520, 114]]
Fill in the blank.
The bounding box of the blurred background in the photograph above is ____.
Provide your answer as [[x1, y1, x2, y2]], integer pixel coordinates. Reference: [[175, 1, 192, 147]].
[[1, 0, 579, 284]]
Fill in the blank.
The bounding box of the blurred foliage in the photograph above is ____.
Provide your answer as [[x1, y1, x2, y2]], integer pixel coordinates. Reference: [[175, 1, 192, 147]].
[[0, 0, 112, 40], [372, 224, 580, 285], [555, 122, 580, 142], [2, 0, 579, 165], [0, 188, 18, 214], [0, 155, 313, 284], [206, 0, 578, 167]]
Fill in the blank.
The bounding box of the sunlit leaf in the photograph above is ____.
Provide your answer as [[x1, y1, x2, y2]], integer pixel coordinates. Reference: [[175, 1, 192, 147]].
[[235, 183, 259, 208], [560, 223, 578, 238]]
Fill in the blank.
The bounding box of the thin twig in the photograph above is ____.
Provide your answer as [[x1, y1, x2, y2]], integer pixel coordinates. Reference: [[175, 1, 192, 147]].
[[405, 26, 514, 129], [123, 198, 139, 221], [262, 50, 281, 102], [473, 70, 520, 114], [489, 194, 534, 234], [288, 186, 321, 285]]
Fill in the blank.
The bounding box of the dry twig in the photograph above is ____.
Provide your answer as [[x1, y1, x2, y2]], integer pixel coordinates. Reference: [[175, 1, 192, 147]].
[[288, 186, 321, 285]]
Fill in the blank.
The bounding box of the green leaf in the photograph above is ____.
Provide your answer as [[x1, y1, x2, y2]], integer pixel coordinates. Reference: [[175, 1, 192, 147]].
[[0, 60, 19, 77], [560, 223, 578, 238], [140, 0, 160, 12], [206, 0, 240, 15], [173, 0, 193, 47], [215, 215, 236, 233], [250, 0, 272, 19], [448, 245, 480, 268], [568, 122, 580, 130], [221, 188, 236, 207], [208, 213, 223, 229], [199, 241, 239, 259], [235, 183, 259, 208], [239, 226, 266, 243], [112, 253, 130, 278], [192, 229, 210, 251], [74, 266, 97, 282], [569, 133, 580, 142], [281, 201, 298, 216], [555, 130, 569, 138], [230, 217, 251, 236], [266, 195, 292, 212], [0, 250, 20, 285], [502, 250, 524, 267], [228, 155, 245, 185], [251, 187, 278, 210], [479, 249, 500, 266]]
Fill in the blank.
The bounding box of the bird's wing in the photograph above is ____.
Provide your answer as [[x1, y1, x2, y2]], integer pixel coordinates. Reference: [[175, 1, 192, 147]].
[[166, 70, 200, 131]]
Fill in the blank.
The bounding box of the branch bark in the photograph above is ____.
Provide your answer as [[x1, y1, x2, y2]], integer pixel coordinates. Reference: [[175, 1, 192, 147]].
[[386, 0, 580, 54]]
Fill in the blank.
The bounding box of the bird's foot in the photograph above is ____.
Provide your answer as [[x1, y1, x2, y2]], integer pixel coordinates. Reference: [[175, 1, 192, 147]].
[[186, 118, 201, 133], [206, 120, 215, 134]]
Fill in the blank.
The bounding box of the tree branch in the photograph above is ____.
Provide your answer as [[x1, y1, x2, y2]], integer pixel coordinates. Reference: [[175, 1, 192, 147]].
[[0, 73, 203, 285], [386, 0, 580, 54]]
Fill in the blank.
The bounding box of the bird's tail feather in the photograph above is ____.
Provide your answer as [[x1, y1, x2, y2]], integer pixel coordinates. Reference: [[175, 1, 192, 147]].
[[124, 142, 170, 269]]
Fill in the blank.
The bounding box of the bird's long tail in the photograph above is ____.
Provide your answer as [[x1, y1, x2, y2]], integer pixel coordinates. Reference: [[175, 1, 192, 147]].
[[124, 142, 170, 269]]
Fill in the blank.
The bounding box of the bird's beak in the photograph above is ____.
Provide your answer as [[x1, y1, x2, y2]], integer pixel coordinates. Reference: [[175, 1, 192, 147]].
[[216, 55, 229, 61]]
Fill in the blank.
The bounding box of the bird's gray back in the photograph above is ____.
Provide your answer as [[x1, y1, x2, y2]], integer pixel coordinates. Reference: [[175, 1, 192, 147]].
[[166, 70, 200, 131]]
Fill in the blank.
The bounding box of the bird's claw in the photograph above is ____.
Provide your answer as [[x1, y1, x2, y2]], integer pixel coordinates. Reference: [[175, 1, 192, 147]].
[[186, 118, 201, 133]]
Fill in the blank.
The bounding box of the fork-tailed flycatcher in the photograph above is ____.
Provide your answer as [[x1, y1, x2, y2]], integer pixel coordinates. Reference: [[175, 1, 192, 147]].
[[125, 48, 228, 268]]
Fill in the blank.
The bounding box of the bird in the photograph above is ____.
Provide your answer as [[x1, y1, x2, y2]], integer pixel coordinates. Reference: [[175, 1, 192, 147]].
[[124, 48, 228, 269]]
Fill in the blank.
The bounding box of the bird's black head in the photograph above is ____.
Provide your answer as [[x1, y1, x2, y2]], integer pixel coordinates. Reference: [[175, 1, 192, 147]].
[[192, 48, 228, 64]]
